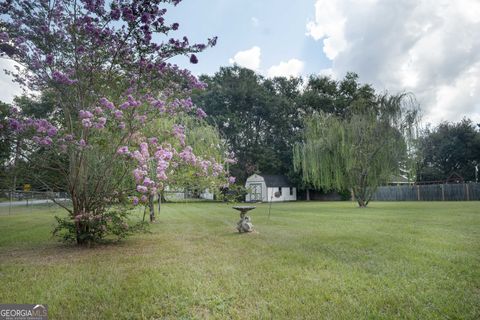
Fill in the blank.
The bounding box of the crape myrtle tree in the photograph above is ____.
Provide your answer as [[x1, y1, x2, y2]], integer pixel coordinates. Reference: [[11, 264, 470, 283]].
[[125, 115, 236, 222], [0, 0, 234, 245], [294, 93, 419, 208]]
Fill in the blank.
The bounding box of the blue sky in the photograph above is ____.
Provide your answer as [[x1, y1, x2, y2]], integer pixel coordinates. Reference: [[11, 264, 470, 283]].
[[165, 0, 480, 125], [1, 0, 479, 125], [167, 0, 331, 77]]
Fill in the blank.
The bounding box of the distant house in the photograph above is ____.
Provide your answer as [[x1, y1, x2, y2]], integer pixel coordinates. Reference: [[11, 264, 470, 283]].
[[388, 175, 412, 186], [164, 187, 214, 201], [245, 174, 296, 202]]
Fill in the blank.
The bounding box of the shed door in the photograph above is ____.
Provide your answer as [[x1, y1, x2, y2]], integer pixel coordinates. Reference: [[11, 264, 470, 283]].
[[250, 183, 263, 201]]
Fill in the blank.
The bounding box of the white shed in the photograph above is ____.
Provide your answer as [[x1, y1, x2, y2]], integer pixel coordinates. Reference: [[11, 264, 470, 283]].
[[245, 174, 297, 202]]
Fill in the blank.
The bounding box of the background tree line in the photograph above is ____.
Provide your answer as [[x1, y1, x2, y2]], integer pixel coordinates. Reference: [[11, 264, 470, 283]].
[[2, 65, 479, 195], [192, 65, 480, 188]]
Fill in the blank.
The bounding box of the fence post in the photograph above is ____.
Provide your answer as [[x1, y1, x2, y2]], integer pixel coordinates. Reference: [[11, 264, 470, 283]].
[[441, 184, 445, 201], [465, 183, 470, 201], [416, 185, 420, 201]]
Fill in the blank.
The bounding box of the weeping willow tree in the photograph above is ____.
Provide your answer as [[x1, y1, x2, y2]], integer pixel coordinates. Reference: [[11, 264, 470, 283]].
[[293, 93, 419, 207]]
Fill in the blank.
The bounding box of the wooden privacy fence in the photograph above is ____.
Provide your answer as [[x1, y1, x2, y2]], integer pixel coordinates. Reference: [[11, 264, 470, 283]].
[[372, 183, 480, 201]]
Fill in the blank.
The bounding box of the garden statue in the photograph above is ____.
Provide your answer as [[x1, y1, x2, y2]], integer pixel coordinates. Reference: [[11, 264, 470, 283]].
[[233, 206, 256, 233]]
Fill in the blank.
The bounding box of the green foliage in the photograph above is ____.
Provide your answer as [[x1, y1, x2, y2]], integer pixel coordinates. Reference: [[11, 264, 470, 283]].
[[13, 92, 59, 120], [53, 208, 147, 245], [144, 115, 230, 197], [417, 119, 480, 182], [294, 93, 419, 207], [301, 72, 377, 118], [193, 68, 398, 196], [0, 94, 66, 191], [193, 66, 302, 182], [221, 184, 248, 203]]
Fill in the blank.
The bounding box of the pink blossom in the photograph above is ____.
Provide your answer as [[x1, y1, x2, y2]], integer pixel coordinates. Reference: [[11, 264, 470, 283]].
[[52, 70, 77, 85], [153, 100, 165, 112], [172, 124, 185, 146], [132, 151, 144, 164], [228, 176, 236, 184], [118, 122, 126, 129], [94, 117, 107, 129], [132, 196, 139, 205], [117, 146, 129, 155], [133, 168, 146, 183], [199, 160, 211, 175], [139, 142, 149, 158], [148, 137, 158, 145], [119, 102, 130, 110], [79, 110, 93, 119], [136, 115, 147, 124], [82, 118, 92, 128], [196, 108, 207, 119], [127, 95, 141, 108], [46, 127, 57, 136], [143, 177, 155, 187], [156, 160, 169, 172], [156, 171, 168, 181], [150, 187, 157, 195], [179, 146, 197, 165], [213, 163, 223, 173], [114, 110, 123, 119], [40, 137, 53, 146], [8, 119, 23, 132], [155, 148, 173, 161], [100, 98, 115, 110], [136, 185, 148, 193]]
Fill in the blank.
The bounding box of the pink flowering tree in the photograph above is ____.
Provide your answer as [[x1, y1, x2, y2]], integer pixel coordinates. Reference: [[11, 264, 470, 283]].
[[119, 116, 236, 222], [0, 0, 233, 245]]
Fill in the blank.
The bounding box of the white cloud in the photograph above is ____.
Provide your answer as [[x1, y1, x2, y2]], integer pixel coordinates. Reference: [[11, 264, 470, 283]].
[[229, 46, 261, 71], [267, 59, 304, 78], [307, 0, 480, 124], [0, 58, 24, 103], [306, 0, 348, 59], [251, 17, 259, 27]]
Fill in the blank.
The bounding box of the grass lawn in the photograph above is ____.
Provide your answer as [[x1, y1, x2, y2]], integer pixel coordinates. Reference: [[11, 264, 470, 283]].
[[0, 201, 479, 319]]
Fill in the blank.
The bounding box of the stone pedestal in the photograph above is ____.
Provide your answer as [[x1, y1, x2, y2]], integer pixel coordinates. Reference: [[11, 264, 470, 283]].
[[233, 206, 256, 233]]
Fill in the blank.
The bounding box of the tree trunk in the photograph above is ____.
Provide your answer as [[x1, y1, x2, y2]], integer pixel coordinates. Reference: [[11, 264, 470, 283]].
[[149, 194, 155, 222], [353, 186, 368, 208], [356, 198, 367, 208], [157, 191, 162, 216], [306, 189, 310, 201]]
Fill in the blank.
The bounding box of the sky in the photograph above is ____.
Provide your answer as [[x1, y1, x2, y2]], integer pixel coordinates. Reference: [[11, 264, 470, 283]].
[[1, 0, 479, 125]]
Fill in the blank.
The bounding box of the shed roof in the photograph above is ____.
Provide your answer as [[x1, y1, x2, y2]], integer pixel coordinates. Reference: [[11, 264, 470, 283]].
[[261, 175, 292, 188]]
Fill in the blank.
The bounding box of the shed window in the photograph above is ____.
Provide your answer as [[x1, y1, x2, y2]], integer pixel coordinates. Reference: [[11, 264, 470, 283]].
[[278, 187, 282, 195], [290, 187, 294, 196]]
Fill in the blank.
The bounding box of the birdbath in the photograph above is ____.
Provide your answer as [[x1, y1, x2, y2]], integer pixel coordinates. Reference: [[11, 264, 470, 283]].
[[233, 206, 256, 233]]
